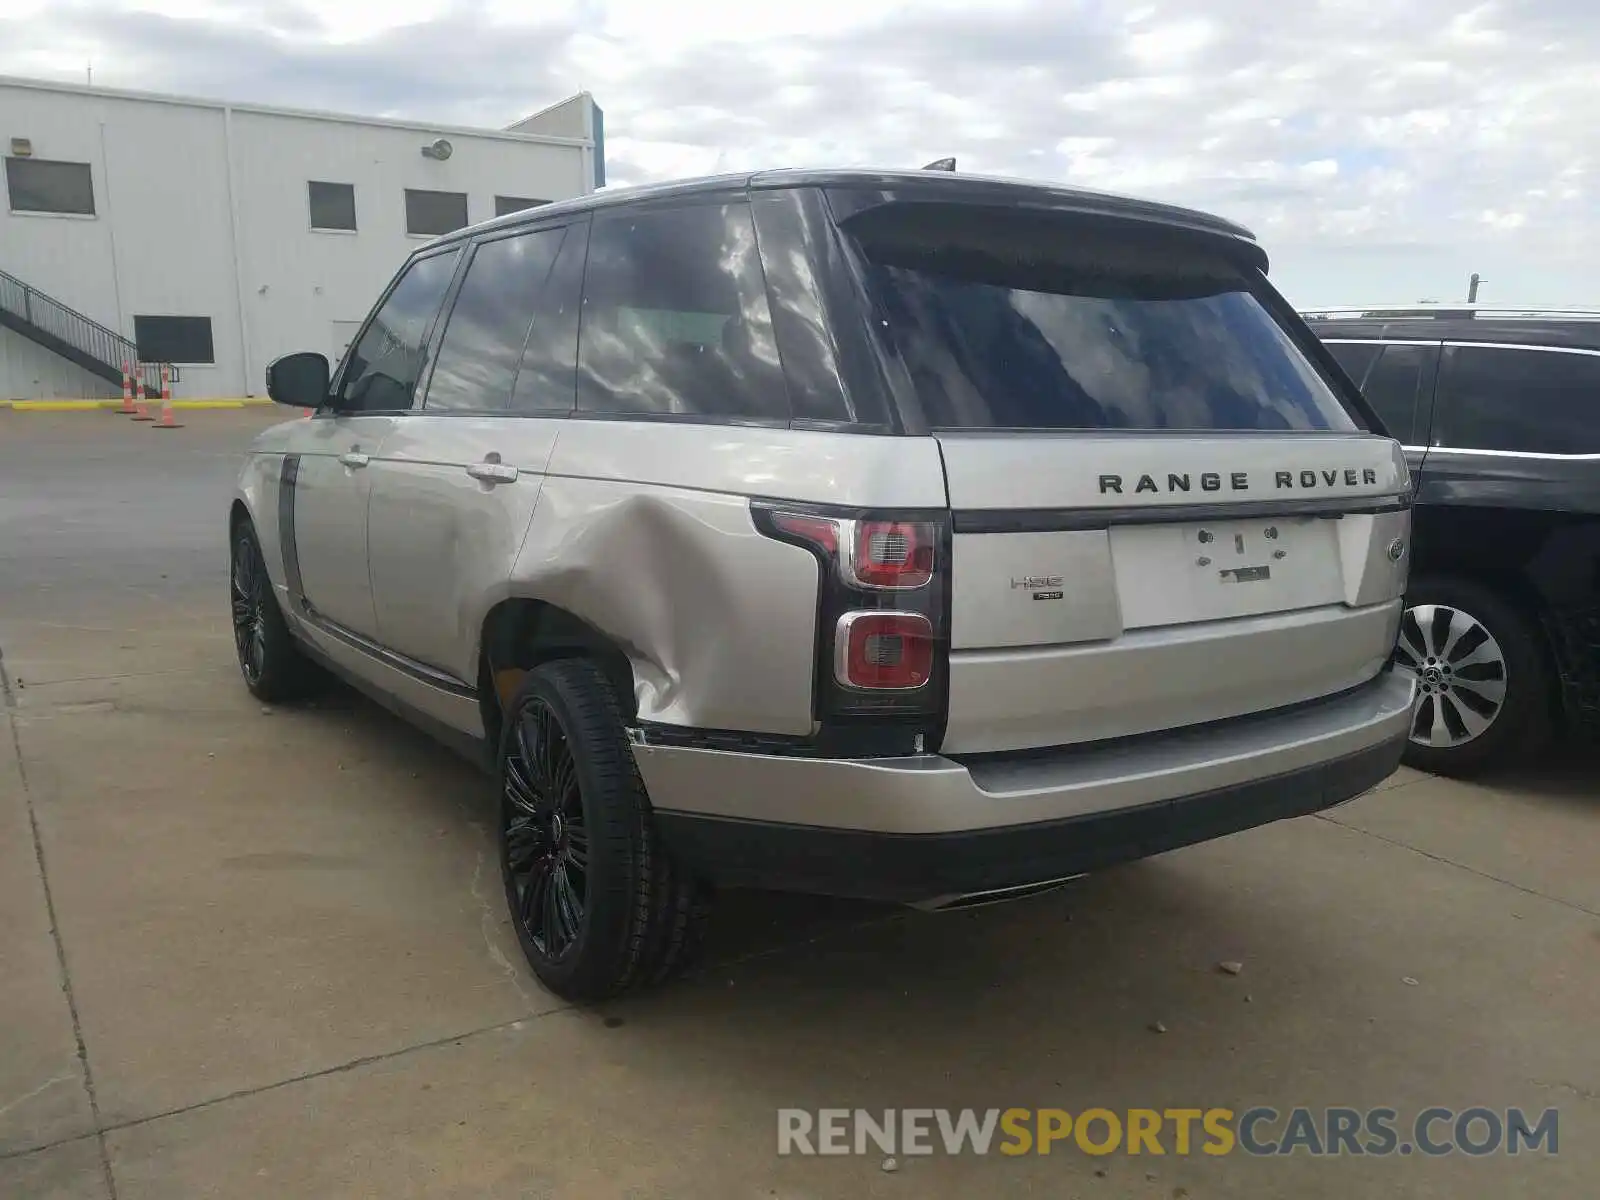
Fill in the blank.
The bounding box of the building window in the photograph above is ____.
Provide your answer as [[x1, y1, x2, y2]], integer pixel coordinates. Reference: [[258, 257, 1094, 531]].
[[5, 157, 95, 216], [133, 315, 215, 364], [308, 181, 357, 231], [405, 189, 468, 236], [495, 195, 549, 217]]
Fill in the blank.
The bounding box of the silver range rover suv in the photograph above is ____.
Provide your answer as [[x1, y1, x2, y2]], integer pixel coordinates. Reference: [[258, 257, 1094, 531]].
[[231, 168, 1417, 1001]]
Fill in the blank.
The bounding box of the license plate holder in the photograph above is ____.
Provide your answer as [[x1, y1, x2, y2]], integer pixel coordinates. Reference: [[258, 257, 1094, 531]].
[[1111, 516, 1344, 628]]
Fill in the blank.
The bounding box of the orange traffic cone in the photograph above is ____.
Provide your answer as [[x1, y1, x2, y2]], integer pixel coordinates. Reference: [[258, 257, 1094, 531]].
[[153, 364, 183, 430], [130, 362, 154, 421], [119, 362, 136, 414]]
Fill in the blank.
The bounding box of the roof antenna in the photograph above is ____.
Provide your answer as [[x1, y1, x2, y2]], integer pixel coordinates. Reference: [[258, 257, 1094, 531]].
[[922, 157, 956, 171]]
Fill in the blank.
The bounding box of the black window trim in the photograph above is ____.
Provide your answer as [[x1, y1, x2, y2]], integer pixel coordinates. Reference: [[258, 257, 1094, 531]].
[[307, 180, 358, 234], [1428, 340, 1600, 460], [4, 156, 97, 218], [321, 243, 466, 418], [569, 190, 800, 430], [415, 215, 588, 419]]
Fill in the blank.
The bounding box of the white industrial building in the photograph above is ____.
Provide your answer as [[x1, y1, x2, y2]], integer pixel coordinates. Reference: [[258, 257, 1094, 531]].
[[0, 74, 603, 401]]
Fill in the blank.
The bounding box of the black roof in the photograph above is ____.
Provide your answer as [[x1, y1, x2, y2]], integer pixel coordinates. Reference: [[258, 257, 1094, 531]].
[[429, 166, 1260, 257], [1303, 314, 1600, 353]]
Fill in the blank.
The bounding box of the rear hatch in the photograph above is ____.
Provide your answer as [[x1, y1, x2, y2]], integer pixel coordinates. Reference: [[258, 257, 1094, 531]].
[[841, 201, 1411, 754]]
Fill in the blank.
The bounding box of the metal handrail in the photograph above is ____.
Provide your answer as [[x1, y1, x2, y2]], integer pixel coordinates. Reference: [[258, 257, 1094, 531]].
[[0, 266, 162, 391]]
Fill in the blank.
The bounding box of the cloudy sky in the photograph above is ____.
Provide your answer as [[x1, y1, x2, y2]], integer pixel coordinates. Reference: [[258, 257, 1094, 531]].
[[3, 0, 1596, 307]]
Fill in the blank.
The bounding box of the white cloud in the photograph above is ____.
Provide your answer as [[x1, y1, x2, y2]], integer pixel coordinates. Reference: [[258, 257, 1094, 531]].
[[3, 0, 1598, 305]]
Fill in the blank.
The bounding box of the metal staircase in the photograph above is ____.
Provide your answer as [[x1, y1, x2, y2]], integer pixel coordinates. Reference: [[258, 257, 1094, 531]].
[[0, 267, 161, 397]]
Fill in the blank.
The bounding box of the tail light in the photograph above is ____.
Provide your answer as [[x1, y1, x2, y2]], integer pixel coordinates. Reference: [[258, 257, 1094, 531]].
[[845, 521, 935, 589], [835, 611, 934, 689], [756, 504, 950, 754]]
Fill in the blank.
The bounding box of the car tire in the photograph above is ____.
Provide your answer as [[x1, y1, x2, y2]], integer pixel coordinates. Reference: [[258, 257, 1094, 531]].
[[497, 658, 710, 1002], [1397, 576, 1553, 778], [230, 519, 326, 703]]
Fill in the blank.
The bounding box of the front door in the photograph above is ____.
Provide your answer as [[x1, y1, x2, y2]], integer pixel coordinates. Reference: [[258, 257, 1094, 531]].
[[291, 415, 395, 636], [290, 246, 463, 639], [366, 221, 585, 683]]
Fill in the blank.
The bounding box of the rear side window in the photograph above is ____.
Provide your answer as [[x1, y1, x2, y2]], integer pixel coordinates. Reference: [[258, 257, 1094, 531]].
[[1322, 340, 1380, 386], [1435, 345, 1600, 454], [1360, 344, 1434, 444], [576, 201, 790, 421], [847, 206, 1358, 432], [424, 227, 567, 413]]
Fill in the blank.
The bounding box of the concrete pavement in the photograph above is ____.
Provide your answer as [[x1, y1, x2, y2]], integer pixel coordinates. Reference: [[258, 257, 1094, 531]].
[[1, 410, 1595, 1198]]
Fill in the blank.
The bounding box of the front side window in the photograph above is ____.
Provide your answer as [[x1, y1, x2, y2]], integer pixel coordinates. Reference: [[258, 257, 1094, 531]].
[[847, 205, 1359, 432], [1435, 345, 1600, 454], [576, 201, 790, 421], [337, 249, 460, 413], [424, 227, 568, 413]]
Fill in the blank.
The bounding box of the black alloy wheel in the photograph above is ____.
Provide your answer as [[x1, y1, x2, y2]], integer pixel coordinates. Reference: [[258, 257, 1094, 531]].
[[228, 519, 325, 703], [232, 530, 269, 688], [496, 659, 710, 1001], [502, 695, 590, 963]]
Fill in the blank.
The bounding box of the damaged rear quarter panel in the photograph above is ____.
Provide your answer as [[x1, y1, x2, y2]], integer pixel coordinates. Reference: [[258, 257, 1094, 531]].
[[512, 419, 948, 737]]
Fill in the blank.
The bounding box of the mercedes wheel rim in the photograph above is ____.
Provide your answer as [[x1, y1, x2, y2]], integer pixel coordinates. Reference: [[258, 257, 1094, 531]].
[[231, 536, 267, 685], [503, 698, 589, 961], [1396, 603, 1509, 748]]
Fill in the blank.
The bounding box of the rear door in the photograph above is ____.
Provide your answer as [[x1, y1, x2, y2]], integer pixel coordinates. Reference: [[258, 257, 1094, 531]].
[[366, 218, 587, 686], [842, 207, 1412, 753]]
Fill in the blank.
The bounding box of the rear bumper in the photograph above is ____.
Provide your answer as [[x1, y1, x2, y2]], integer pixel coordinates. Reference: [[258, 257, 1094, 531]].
[[635, 668, 1416, 904]]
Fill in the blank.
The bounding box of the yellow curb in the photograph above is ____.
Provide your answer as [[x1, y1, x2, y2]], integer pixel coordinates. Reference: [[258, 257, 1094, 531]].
[[6, 399, 121, 411], [3, 397, 276, 411]]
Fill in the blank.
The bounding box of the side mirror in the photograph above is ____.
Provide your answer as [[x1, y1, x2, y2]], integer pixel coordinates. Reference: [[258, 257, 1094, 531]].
[[265, 351, 330, 409]]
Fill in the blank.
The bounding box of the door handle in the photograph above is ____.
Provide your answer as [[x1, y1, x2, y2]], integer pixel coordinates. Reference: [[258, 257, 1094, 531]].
[[339, 451, 369, 469], [466, 462, 519, 484]]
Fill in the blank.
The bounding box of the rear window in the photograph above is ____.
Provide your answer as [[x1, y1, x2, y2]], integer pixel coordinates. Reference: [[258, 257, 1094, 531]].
[[847, 207, 1358, 433]]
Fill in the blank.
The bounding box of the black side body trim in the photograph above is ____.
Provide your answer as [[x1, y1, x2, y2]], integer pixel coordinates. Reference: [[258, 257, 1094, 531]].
[[301, 611, 478, 700], [278, 454, 305, 609], [954, 495, 1410, 535], [652, 737, 1405, 904]]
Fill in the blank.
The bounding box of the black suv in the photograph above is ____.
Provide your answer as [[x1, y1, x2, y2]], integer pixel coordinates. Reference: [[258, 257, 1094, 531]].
[[1303, 306, 1600, 776]]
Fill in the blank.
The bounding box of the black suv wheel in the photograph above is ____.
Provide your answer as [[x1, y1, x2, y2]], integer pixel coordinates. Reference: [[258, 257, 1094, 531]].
[[1396, 577, 1553, 777], [230, 519, 326, 703], [497, 658, 709, 1002]]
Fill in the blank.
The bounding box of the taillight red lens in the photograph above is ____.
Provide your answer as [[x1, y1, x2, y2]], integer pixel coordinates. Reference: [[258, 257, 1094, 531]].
[[848, 520, 935, 589], [771, 512, 840, 555], [834, 611, 934, 690]]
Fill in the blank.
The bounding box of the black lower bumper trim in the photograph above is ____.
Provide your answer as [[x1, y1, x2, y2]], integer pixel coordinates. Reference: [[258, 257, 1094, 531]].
[[653, 736, 1406, 904]]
